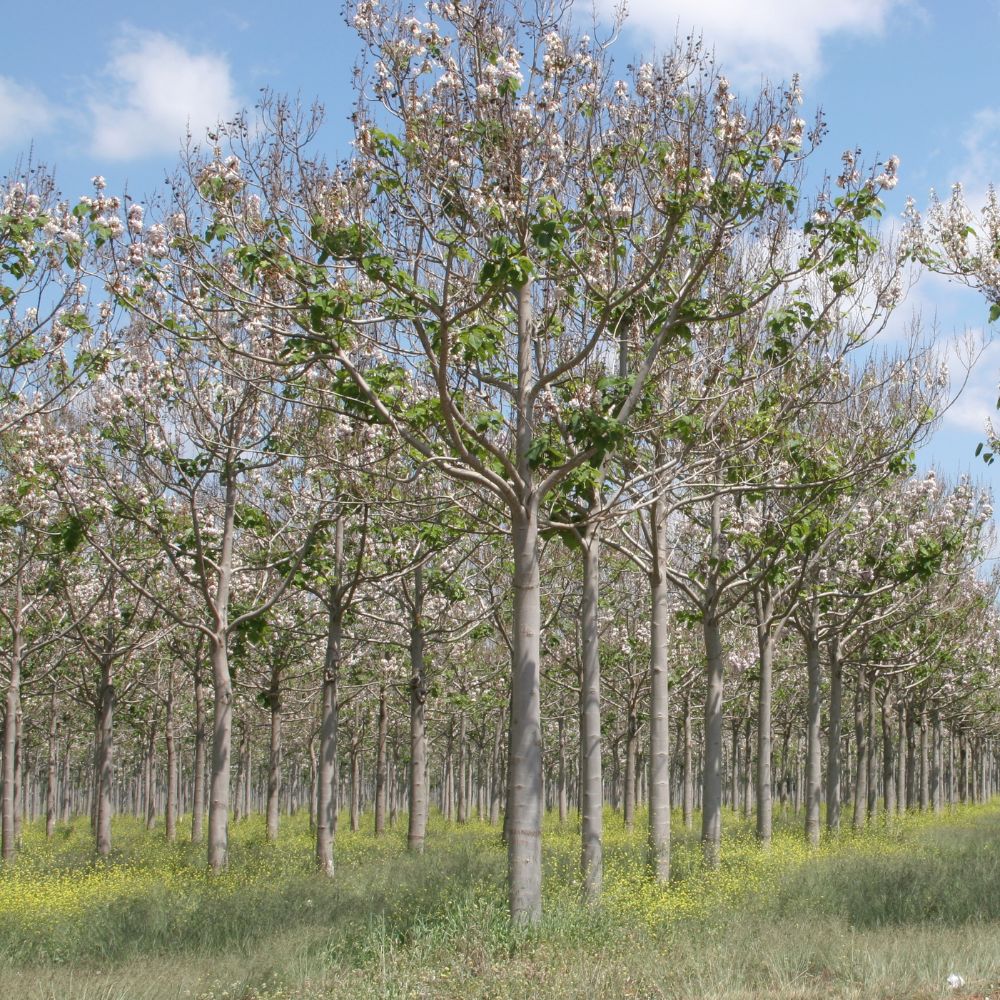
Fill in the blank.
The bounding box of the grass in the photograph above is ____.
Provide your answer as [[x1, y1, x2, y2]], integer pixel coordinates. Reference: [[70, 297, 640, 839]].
[[2, 803, 1000, 999]]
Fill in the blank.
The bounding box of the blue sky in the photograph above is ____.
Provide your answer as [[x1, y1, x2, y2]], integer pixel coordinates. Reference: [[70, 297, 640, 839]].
[[3, 0, 999, 494]]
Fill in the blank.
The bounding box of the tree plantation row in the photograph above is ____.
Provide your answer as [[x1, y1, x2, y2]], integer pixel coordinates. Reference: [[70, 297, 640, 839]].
[[2, 0, 1000, 924]]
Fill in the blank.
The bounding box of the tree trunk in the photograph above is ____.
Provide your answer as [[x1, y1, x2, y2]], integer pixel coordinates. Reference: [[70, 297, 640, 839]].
[[46, 688, 59, 839], [701, 610, 725, 866], [266, 682, 282, 843], [508, 499, 543, 922], [557, 716, 568, 824], [489, 710, 503, 826], [919, 706, 930, 811], [316, 593, 341, 875], [456, 712, 467, 824], [932, 709, 943, 813], [624, 711, 638, 832], [207, 631, 232, 869], [881, 688, 896, 816], [805, 623, 822, 848], [647, 484, 671, 879], [408, 569, 428, 850], [866, 669, 878, 822], [375, 682, 388, 836], [95, 658, 114, 856], [2, 603, 23, 861], [755, 598, 774, 845], [852, 669, 868, 828], [683, 692, 694, 830], [349, 736, 361, 832], [826, 636, 843, 831], [579, 524, 603, 901], [165, 674, 178, 842], [896, 700, 907, 812], [192, 663, 207, 844], [145, 721, 157, 830]]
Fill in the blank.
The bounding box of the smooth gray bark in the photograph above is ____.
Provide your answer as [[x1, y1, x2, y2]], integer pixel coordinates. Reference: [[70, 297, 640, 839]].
[[755, 591, 774, 845], [508, 501, 543, 921], [647, 485, 671, 879], [165, 676, 177, 842], [374, 682, 388, 836], [701, 612, 724, 866], [852, 669, 868, 829], [2, 576, 23, 861], [266, 682, 282, 843], [191, 664, 206, 844], [881, 688, 896, 816], [579, 525, 603, 901], [316, 594, 341, 875], [826, 636, 843, 831], [207, 634, 232, 869], [46, 689, 58, 839], [95, 658, 114, 856], [407, 567, 428, 851], [804, 626, 822, 847]]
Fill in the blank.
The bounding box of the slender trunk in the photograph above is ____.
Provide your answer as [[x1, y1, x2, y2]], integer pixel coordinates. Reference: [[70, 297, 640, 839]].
[[932, 709, 943, 813], [375, 682, 388, 836], [165, 676, 177, 842], [701, 611, 724, 866], [956, 730, 969, 805], [192, 663, 207, 844], [853, 669, 868, 829], [905, 707, 916, 809], [408, 569, 428, 850], [683, 692, 694, 830], [896, 700, 907, 812], [826, 636, 843, 831], [208, 634, 232, 869], [207, 455, 239, 869], [881, 689, 896, 816], [266, 681, 282, 843], [730, 718, 740, 813], [316, 592, 341, 875], [490, 710, 503, 826], [456, 713, 467, 824], [146, 722, 158, 830], [919, 707, 929, 811], [866, 669, 878, 822], [2, 596, 23, 861], [647, 480, 671, 879], [579, 524, 603, 901], [349, 736, 360, 832], [805, 622, 823, 848], [508, 499, 543, 922], [13, 707, 23, 845], [46, 688, 59, 839], [755, 593, 774, 844], [557, 716, 568, 823], [95, 658, 114, 856], [624, 711, 638, 831]]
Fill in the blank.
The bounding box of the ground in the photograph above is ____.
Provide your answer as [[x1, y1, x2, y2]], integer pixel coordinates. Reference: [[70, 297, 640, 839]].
[[2, 803, 999, 999]]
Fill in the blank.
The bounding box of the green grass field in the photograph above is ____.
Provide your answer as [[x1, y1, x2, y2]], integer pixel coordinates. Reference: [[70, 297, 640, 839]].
[[2, 804, 999, 999]]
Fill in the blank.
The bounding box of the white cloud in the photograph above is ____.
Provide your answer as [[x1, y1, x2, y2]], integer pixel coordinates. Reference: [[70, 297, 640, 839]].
[[939, 333, 999, 434], [950, 106, 1000, 207], [88, 30, 239, 161], [0, 77, 55, 153], [595, 0, 902, 82]]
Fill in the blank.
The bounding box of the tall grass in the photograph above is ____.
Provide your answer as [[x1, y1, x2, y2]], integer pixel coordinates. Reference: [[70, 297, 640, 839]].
[[2, 804, 999, 998]]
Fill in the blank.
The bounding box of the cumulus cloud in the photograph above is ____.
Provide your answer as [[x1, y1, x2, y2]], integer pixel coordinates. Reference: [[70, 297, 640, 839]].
[[594, 0, 902, 81], [0, 76, 55, 153], [88, 30, 240, 161]]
